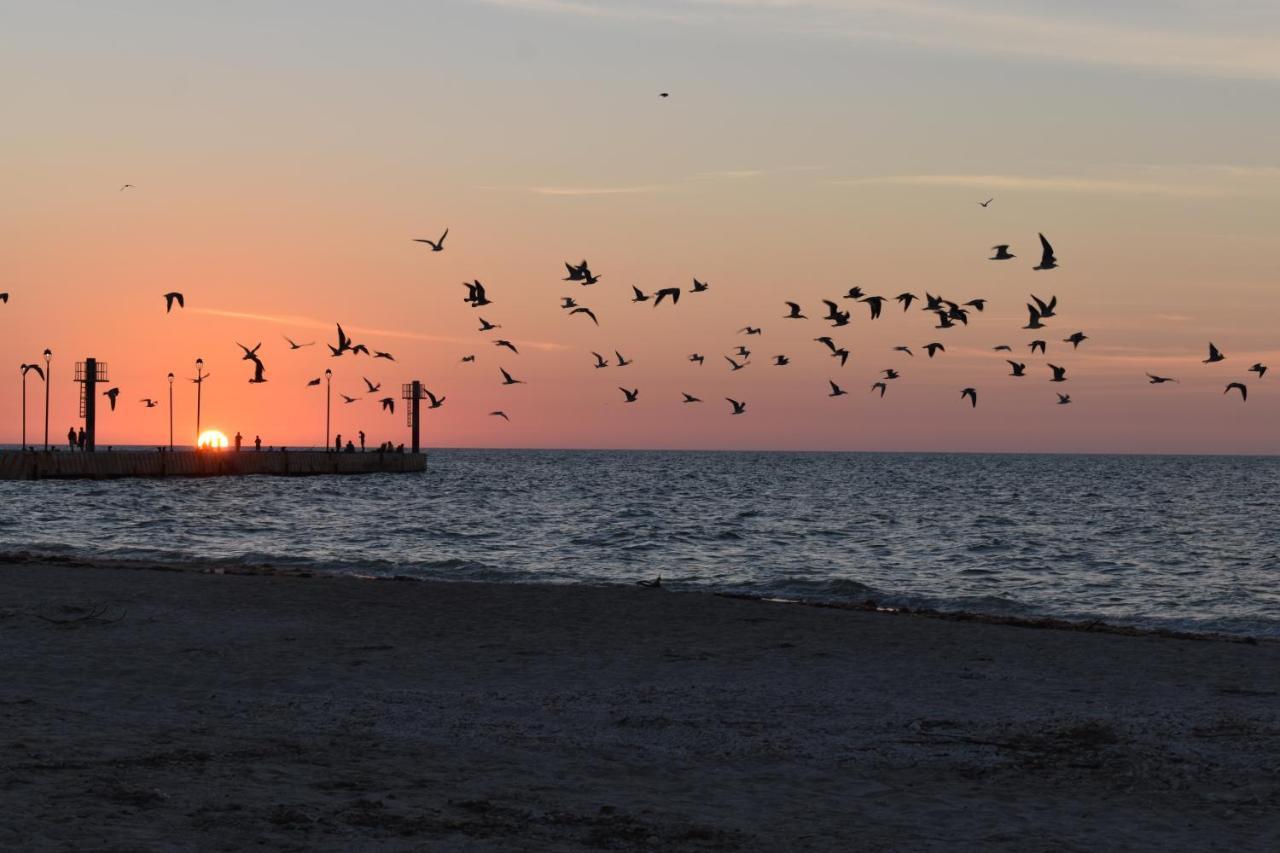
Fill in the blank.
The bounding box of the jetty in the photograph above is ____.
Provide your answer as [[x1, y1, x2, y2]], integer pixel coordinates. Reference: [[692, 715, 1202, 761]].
[[0, 449, 426, 481]]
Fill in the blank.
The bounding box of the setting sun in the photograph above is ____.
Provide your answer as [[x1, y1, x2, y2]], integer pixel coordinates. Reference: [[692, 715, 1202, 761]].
[[196, 430, 229, 450]]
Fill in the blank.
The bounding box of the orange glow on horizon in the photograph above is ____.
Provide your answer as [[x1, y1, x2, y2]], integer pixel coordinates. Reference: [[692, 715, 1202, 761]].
[[196, 430, 229, 450]]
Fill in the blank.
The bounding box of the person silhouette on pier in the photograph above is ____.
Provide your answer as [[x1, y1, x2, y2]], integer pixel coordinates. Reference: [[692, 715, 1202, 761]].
[[358, 430, 366, 452], [254, 435, 262, 451], [345, 440, 355, 453], [67, 427, 76, 452], [334, 433, 342, 453], [77, 428, 86, 451], [234, 431, 243, 452]]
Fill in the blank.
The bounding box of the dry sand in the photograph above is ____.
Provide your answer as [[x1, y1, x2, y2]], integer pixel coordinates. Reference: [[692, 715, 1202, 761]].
[[1, 559, 1277, 852]]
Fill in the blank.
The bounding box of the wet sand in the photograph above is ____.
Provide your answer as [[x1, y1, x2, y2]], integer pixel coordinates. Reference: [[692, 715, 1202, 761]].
[[1, 560, 1277, 851]]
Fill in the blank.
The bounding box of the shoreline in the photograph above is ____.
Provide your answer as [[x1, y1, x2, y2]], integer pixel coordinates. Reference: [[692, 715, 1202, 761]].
[[2, 559, 1278, 850]]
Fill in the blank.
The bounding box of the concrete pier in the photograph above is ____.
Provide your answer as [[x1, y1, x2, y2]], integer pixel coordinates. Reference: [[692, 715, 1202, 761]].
[[0, 450, 426, 481]]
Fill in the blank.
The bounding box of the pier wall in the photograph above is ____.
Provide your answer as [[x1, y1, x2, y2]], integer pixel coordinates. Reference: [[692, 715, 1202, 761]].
[[0, 450, 426, 481]]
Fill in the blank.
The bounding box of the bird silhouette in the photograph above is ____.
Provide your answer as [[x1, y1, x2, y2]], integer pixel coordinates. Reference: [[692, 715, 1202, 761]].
[[935, 312, 956, 330], [1057, 393, 1072, 405], [478, 317, 501, 332], [860, 296, 885, 319], [460, 355, 476, 363], [500, 367, 524, 385], [773, 355, 790, 366], [563, 261, 589, 282], [413, 228, 448, 251], [1034, 233, 1058, 270], [1249, 362, 1268, 378], [844, 286, 865, 300], [734, 345, 752, 358], [615, 351, 633, 367], [1063, 332, 1088, 349], [961, 388, 978, 408], [870, 382, 887, 398], [363, 377, 381, 393], [1225, 382, 1247, 401], [881, 369, 899, 380], [373, 350, 395, 361], [560, 297, 579, 310], [119, 184, 135, 191], [631, 286, 651, 303], [1029, 340, 1047, 355], [893, 346, 913, 357], [831, 348, 850, 367], [619, 387, 639, 403], [688, 354, 705, 365], [993, 345, 1013, 352], [654, 287, 681, 306], [490, 410, 510, 421], [1204, 343, 1225, 364], [350, 344, 370, 356], [896, 292, 917, 311], [592, 352, 609, 369], [495, 340, 519, 354], [333, 324, 353, 355], [306, 377, 322, 387], [0, 292, 7, 303], [740, 327, 763, 336], [691, 278, 710, 293], [725, 356, 749, 371], [163, 292, 184, 313], [1048, 364, 1068, 382], [340, 394, 358, 404], [237, 341, 262, 361], [570, 306, 599, 325], [828, 380, 848, 397], [681, 392, 701, 403], [924, 343, 945, 358], [247, 358, 267, 384], [726, 398, 747, 415], [103, 387, 119, 411], [659, 92, 669, 98], [283, 335, 314, 349], [814, 337, 838, 353], [1146, 373, 1178, 384], [426, 390, 446, 409], [978, 198, 993, 208], [1008, 361, 1027, 377], [463, 280, 492, 307], [990, 245, 1014, 260], [964, 299, 986, 312], [1023, 305, 1045, 330], [1030, 294, 1057, 317], [140, 398, 157, 407], [784, 302, 806, 319], [380, 397, 395, 413]]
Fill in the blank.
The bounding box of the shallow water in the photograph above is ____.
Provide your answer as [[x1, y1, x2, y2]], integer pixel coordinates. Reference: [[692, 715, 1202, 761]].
[[3, 449, 1278, 636]]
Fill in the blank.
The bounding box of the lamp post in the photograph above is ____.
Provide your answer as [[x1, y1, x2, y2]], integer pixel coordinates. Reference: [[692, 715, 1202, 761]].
[[167, 372, 174, 451], [42, 349, 52, 451], [324, 369, 333, 452], [194, 358, 205, 447], [19, 365, 30, 450]]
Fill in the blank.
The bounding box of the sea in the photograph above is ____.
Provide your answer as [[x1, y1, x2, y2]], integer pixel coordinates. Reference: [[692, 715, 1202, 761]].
[[2, 449, 1277, 638]]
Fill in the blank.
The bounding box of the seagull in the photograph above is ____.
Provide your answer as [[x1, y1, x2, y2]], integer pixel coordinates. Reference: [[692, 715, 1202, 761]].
[[581, 270, 602, 286], [896, 292, 917, 311], [0, 293, 7, 303], [978, 198, 993, 208], [283, 335, 314, 349], [103, 387, 120, 411], [340, 394, 358, 404], [460, 355, 476, 363], [935, 312, 956, 330], [237, 342, 262, 361], [500, 367, 524, 385], [844, 286, 864, 300], [490, 410, 510, 421], [569, 306, 599, 325], [163, 292, 184, 313], [831, 348, 850, 367], [248, 358, 267, 384], [1057, 393, 1072, 405], [1249, 363, 1268, 378], [426, 390, 446, 409], [463, 280, 491, 307], [726, 398, 747, 415], [654, 287, 681, 306], [860, 296, 885, 319], [893, 346, 913, 357], [725, 356, 749, 371], [306, 378, 322, 387], [882, 369, 900, 380], [828, 380, 848, 397], [373, 351, 395, 361], [363, 377, 381, 393], [773, 355, 790, 366], [333, 323, 353, 355], [1203, 343, 1225, 364], [814, 336, 838, 353], [990, 245, 1014, 260], [615, 351, 633, 367], [691, 278, 710, 293], [1024, 305, 1045, 330], [140, 398, 157, 407], [734, 346, 751, 359], [636, 575, 662, 588], [1008, 361, 1026, 377], [784, 302, 806, 319], [1225, 382, 1247, 401], [961, 387, 978, 408], [631, 286, 651, 303], [688, 353, 705, 365], [478, 318, 501, 332], [659, 92, 669, 98], [119, 184, 134, 191], [964, 299, 986, 312], [993, 345, 1013, 352], [380, 397, 395, 413], [495, 339, 519, 354], [681, 393, 701, 403], [619, 387, 639, 403], [413, 228, 448, 251], [1146, 373, 1178, 384], [1063, 332, 1088, 349], [592, 352, 609, 369], [1029, 340, 1047, 355], [1030, 294, 1057, 318], [560, 297, 579, 310], [870, 382, 887, 398], [1048, 364, 1068, 382], [563, 261, 589, 281], [350, 344, 370, 356], [924, 343, 945, 358], [740, 327, 763, 336], [1033, 233, 1058, 270]]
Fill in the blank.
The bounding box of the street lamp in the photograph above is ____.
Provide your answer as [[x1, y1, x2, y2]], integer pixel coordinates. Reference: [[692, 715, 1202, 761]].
[[324, 368, 333, 452], [194, 358, 205, 447], [42, 349, 52, 451], [20, 363, 44, 450], [167, 372, 175, 451]]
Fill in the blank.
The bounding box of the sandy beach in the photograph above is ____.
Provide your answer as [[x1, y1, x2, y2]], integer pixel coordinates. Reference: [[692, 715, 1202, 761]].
[[1, 559, 1277, 852]]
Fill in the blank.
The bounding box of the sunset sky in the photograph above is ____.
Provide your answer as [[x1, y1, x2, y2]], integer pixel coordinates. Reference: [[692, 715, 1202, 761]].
[[3, 1, 1277, 453]]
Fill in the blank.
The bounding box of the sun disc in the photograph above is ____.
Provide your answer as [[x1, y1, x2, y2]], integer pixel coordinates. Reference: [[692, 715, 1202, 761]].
[[196, 429, 229, 450]]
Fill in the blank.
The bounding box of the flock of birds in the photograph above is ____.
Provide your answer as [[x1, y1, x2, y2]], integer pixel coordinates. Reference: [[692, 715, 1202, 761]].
[[5, 191, 1269, 435]]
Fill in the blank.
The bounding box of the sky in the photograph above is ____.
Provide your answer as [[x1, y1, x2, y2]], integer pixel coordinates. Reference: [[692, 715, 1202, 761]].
[[2, 0, 1278, 453]]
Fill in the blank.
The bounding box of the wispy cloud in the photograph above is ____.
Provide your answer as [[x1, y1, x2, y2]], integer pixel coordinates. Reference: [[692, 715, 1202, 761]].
[[525, 184, 665, 196], [475, 0, 1280, 80], [832, 172, 1279, 198]]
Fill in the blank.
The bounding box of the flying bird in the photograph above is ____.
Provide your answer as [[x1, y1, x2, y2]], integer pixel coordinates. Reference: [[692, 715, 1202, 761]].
[[773, 355, 790, 366], [560, 297, 579, 310], [726, 398, 747, 415], [363, 377, 381, 393], [1249, 362, 1268, 378], [495, 340, 519, 354], [1057, 393, 1072, 405], [828, 380, 848, 398], [631, 286, 651, 303], [964, 299, 986, 312], [860, 296, 885, 319], [1063, 332, 1088, 349], [923, 343, 945, 358], [1146, 373, 1178, 384], [978, 198, 993, 207], [784, 302, 806, 319], [103, 387, 119, 411], [1024, 305, 1045, 330], [1030, 294, 1057, 318], [690, 278, 710, 293], [993, 345, 1013, 352], [896, 293, 917, 311], [490, 410, 510, 421], [870, 382, 887, 398], [1029, 340, 1047, 355], [500, 367, 524, 385], [563, 261, 589, 281], [725, 356, 749, 371], [688, 353, 705, 365], [844, 286, 864, 300], [1048, 364, 1068, 382], [961, 388, 978, 408], [306, 377, 322, 387], [247, 358, 267, 384], [283, 335, 314, 349], [478, 318, 501, 332], [1225, 383, 1247, 401], [831, 348, 850, 368], [569, 306, 599, 325], [882, 369, 900, 380], [425, 390, 446, 409], [237, 342, 262, 361], [119, 184, 134, 191], [893, 346, 913, 357], [1033, 233, 1058, 270], [615, 351, 633, 367], [413, 228, 448, 251], [740, 327, 763, 336], [463, 280, 492, 307], [163, 292, 184, 313], [380, 397, 395, 413], [1008, 361, 1027, 377], [350, 344, 370, 356], [340, 394, 358, 404], [659, 92, 669, 98], [990, 245, 1014, 261], [373, 351, 395, 361], [592, 352, 609, 369], [0, 292, 7, 303], [1204, 343, 1225, 364], [140, 398, 157, 407], [653, 287, 681, 306], [619, 387, 639, 403], [461, 355, 476, 363], [681, 393, 701, 403]]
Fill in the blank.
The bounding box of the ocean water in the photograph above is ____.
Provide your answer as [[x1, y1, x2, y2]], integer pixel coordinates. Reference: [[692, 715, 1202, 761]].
[[2, 450, 1278, 637]]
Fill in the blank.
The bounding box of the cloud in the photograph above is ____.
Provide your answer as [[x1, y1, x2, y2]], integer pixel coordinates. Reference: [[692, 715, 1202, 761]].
[[525, 184, 665, 196], [831, 172, 1277, 198]]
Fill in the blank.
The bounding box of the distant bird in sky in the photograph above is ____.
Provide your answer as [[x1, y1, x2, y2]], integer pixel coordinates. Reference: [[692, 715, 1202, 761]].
[[1249, 362, 1268, 378], [478, 318, 500, 332], [828, 380, 848, 398], [340, 394, 358, 404], [1008, 361, 1027, 377], [463, 280, 491, 307], [990, 245, 1014, 261], [1146, 373, 1178, 384], [413, 228, 448, 251], [1031, 294, 1058, 318], [993, 345, 1013, 352], [333, 324, 353, 356], [1063, 332, 1088, 349], [1024, 305, 1045, 330], [1204, 343, 1225, 364], [248, 358, 267, 384], [893, 346, 913, 357], [615, 350, 633, 367], [363, 377, 381, 393], [773, 355, 790, 366], [632, 286, 651, 303], [1225, 382, 1247, 401], [426, 389, 446, 409], [924, 343, 945, 358], [882, 368, 900, 380], [350, 343, 370, 356], [581, 269, 602, 286], [741, 326, 763, 336], [688, 353, 705, 365], [237, 342, 262, 361], [563, 261, 589, 282], [814, 336, 837, 353], [561, 297, 579, 310], [140, 398, 157, 407], [570, 306, 599, 325], [654, 287, 681, 306], [619, 387, 639, 403], [490, 410, 510, 421], [592, 352, 609, 369], [380, 397, 395, 413], [725, 355, 748, 371], [500, 367, 524, 385], [831, 348, 850, 367], [896, 292, 917, 311], [119, 184, 134, 191], [691, 278, 710, 293], [1057, 393, 1072, 405], [784, 302, 806, 319], [0, 292, 7, 303], [978, 198, 993, 207], [283, 335, 314, 349], [495, 339, 519, 354], [961, 387, 978, 408], [726, 398, 747, 415], [734, 346, 751, 359], [461, 355, 476, 363], [163, 292, 184, 313], [1029, 340, 1047, 355], [934, 312, 955, 330], [860, 296, 885, 319], [659, 92, 669, 98], [965, 299, 986, 312], [1034, 233, 1058, 270], [681, 393, 701, 403], [844, 286, 864, 300], [1049, 364, 1068, 382], [373, 351, 395, 361], [103, 387, 119, 411], [306, 377, 322, 387], [871, 382, 887, 398]]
